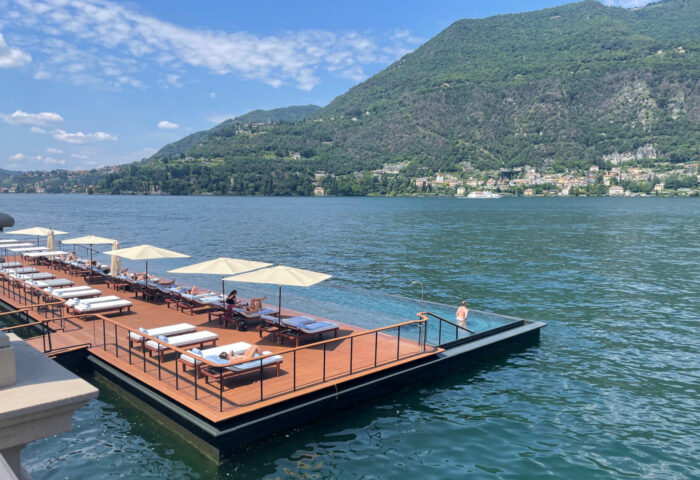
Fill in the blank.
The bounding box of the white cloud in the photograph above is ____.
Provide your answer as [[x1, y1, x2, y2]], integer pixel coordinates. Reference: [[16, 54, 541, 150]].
[[52, 129, 117, 143], [2, 110, 64, 126], [158, 120, 178, 129], [165, 73, 182, 87], [601, 0, 656, 7], [0, 32, 31, 68], [4, 0, 423, 90], [46, 147, 62, 154], [209, 92, 216, 99], [70, 153, 89, 159], [43, 156, 65, 165], [30, 126, 47, 133], [9, 153, 24, 160]]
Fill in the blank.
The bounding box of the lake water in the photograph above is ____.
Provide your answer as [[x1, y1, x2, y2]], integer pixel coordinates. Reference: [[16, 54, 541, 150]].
[[1, 194, 697, 479]]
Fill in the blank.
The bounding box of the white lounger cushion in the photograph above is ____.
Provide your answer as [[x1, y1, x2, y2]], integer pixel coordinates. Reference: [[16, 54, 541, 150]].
[[227, 352, 283, 372], [179, 341, 251, 366], [51, 286, 93, 293], [146, 330, 218, 351], [73, 299, 132, 312], [56, 289, 102, 299], [129, 323, 196, 342], [232, 307, 279, 319], [66, 295, 120, 307]]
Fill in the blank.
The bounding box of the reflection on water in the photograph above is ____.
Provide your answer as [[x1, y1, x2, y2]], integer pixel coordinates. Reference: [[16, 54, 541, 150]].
[[6, 195, 698, 479]]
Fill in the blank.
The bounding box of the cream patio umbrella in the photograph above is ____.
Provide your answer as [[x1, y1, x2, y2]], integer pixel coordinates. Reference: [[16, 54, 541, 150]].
[[62, 234, 116, 268], [47, 230, 56, 251], [224, 264, 332, 324], [103, 244, 189, 288], [109, 240, 121, 276], [168, 257, 271, 306], [8, 226, 68, 247]]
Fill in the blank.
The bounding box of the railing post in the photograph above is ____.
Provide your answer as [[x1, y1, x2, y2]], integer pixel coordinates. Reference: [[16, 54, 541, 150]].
[[293, 350, 296, 392], [175, 354, 179, 390], [374, 331, 378, 367], [424, 319, 428, 350], [397, 326, 401, 360], [143, 340, 147, 372], [220, 369, 224, 412], [157, 347, 161, 380], [349, 337, 354, 374], [455, 324, 458, 341], [128, 330, 132, 364], [194, 364, 198, 400], [114, 324, 119, 358], [438, 319, 442, 346], [102, 318, 106, 351], [259, 359, 264, 401], [323, 343, 327, 382]]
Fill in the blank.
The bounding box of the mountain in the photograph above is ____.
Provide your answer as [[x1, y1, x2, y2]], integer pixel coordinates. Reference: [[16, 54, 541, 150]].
[[234, 105, 321, 124], [8, 0, 700, 195], [151, 104, 320, 160]]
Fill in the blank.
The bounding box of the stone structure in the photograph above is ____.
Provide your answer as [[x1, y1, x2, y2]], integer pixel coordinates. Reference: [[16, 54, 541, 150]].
[[0, 332, 98, 479]]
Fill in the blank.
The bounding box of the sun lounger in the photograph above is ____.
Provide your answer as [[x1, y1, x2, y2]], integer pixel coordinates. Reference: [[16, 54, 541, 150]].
[[230, 306, 279, 320], [49, 285, 93, 294], [144, 330, 218, 361], [66, 295, 121, 311], [0, 262, 22, 268], [178, 341, 252, 371], [52, 288, 102, 299], [21, 272, 55, 280], [265, 315, 340, 347], [11, 267, 39, 274], [199, 350, 284, 387], [72, 299, 133, 316], [128, 322, 197, 348], [178, 293, 222, 315], [32, 278, 75, 288]]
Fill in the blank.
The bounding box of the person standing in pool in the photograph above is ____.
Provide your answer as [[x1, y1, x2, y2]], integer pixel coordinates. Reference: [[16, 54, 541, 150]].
[[456, 301, 469, 327]]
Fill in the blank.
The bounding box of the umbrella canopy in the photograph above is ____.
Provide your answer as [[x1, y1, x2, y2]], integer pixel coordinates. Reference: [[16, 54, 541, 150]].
[[224, 265, 331, 323], [169, 257, 271, 307], [104, 244, 189, 288], [63, 235, 116, 245], [7, 227, 67, 247], [63, 234, 116, 267], [7, 227, 68, 236], [109, 240, 121, 276], [47, 230, 56, 251]]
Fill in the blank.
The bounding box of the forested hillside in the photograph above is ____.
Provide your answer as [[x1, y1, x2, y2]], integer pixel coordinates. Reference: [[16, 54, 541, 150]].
[[5, 0, 699, 195]]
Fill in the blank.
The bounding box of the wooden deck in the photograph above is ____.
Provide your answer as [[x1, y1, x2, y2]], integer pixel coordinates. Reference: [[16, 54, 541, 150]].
[[0, 259, 440, 424]]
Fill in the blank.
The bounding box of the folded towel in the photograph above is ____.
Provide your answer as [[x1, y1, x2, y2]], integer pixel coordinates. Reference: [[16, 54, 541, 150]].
[[138, 327, 147, 334], [190, 347, 202, 356], [158, 335, 169, 343]]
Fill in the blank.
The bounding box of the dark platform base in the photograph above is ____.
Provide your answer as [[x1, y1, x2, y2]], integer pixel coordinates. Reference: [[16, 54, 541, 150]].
[[84, 319, 545, 462]]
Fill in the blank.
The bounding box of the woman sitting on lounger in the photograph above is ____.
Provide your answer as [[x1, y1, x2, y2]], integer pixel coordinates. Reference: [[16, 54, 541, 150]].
[[225, 289, 240, 319]]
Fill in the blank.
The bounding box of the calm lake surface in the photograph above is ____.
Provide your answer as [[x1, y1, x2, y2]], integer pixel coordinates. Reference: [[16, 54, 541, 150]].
[[1, 194, 697, 479]]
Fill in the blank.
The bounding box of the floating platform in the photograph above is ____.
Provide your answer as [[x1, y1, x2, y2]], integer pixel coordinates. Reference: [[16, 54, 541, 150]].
[[0, 259, 545, 461]]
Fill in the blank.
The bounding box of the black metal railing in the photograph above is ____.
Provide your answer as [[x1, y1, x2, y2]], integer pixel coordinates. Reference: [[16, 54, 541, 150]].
[[96, 315, 432, 412]]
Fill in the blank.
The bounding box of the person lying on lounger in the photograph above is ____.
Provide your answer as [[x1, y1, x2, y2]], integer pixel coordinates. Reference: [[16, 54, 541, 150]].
[[236, 345, 261, 360]]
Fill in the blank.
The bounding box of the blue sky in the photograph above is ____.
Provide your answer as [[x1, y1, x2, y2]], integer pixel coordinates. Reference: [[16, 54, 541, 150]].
[[0, 0, 652, 171]]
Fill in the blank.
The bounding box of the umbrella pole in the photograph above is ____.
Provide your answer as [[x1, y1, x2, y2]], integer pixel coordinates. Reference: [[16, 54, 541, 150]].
[[278, 285, 282, 326], [145, 259, 149, 289]]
